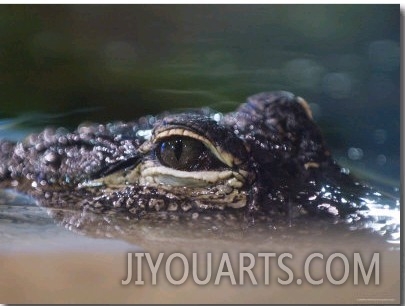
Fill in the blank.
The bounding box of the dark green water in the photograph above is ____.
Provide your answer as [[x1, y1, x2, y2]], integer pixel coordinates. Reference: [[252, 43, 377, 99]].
[[0, 5, 400, 190]]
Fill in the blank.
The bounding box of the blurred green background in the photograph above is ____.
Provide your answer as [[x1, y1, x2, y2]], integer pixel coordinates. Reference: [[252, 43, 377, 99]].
[[0, 4, 400, 189]]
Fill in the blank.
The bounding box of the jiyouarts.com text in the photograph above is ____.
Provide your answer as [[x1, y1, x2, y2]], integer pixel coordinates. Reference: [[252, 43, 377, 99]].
[[121, 252, 379, 286]]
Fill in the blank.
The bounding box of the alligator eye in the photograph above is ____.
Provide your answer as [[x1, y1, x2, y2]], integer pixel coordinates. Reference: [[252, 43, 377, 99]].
[[156, 136, 225, 171]]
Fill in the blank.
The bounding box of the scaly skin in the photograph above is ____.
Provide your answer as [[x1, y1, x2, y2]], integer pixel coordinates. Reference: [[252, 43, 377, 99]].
[[0, 91, 384, 221]]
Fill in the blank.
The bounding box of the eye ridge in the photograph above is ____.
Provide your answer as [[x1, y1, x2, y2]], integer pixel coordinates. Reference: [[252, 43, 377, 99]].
[[156, 136, 227, 171]]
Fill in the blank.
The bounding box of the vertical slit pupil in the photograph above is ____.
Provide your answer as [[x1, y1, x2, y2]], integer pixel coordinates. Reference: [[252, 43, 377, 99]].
[[174, 139, 183, 161]]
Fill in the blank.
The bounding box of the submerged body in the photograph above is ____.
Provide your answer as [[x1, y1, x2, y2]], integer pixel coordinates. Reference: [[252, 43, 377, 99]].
[[0, 91, 389, 222]]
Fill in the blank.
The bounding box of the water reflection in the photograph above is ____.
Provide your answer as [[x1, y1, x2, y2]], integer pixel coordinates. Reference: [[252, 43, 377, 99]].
[[0, 187, 399, 251]]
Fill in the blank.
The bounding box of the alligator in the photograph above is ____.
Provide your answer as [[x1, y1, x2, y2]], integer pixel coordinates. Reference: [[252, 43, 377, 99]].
[[0, 91, 396, 225]]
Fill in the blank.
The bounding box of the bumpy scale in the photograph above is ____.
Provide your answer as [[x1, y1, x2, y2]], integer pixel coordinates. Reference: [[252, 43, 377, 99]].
[[0, 91, 383, 220]]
